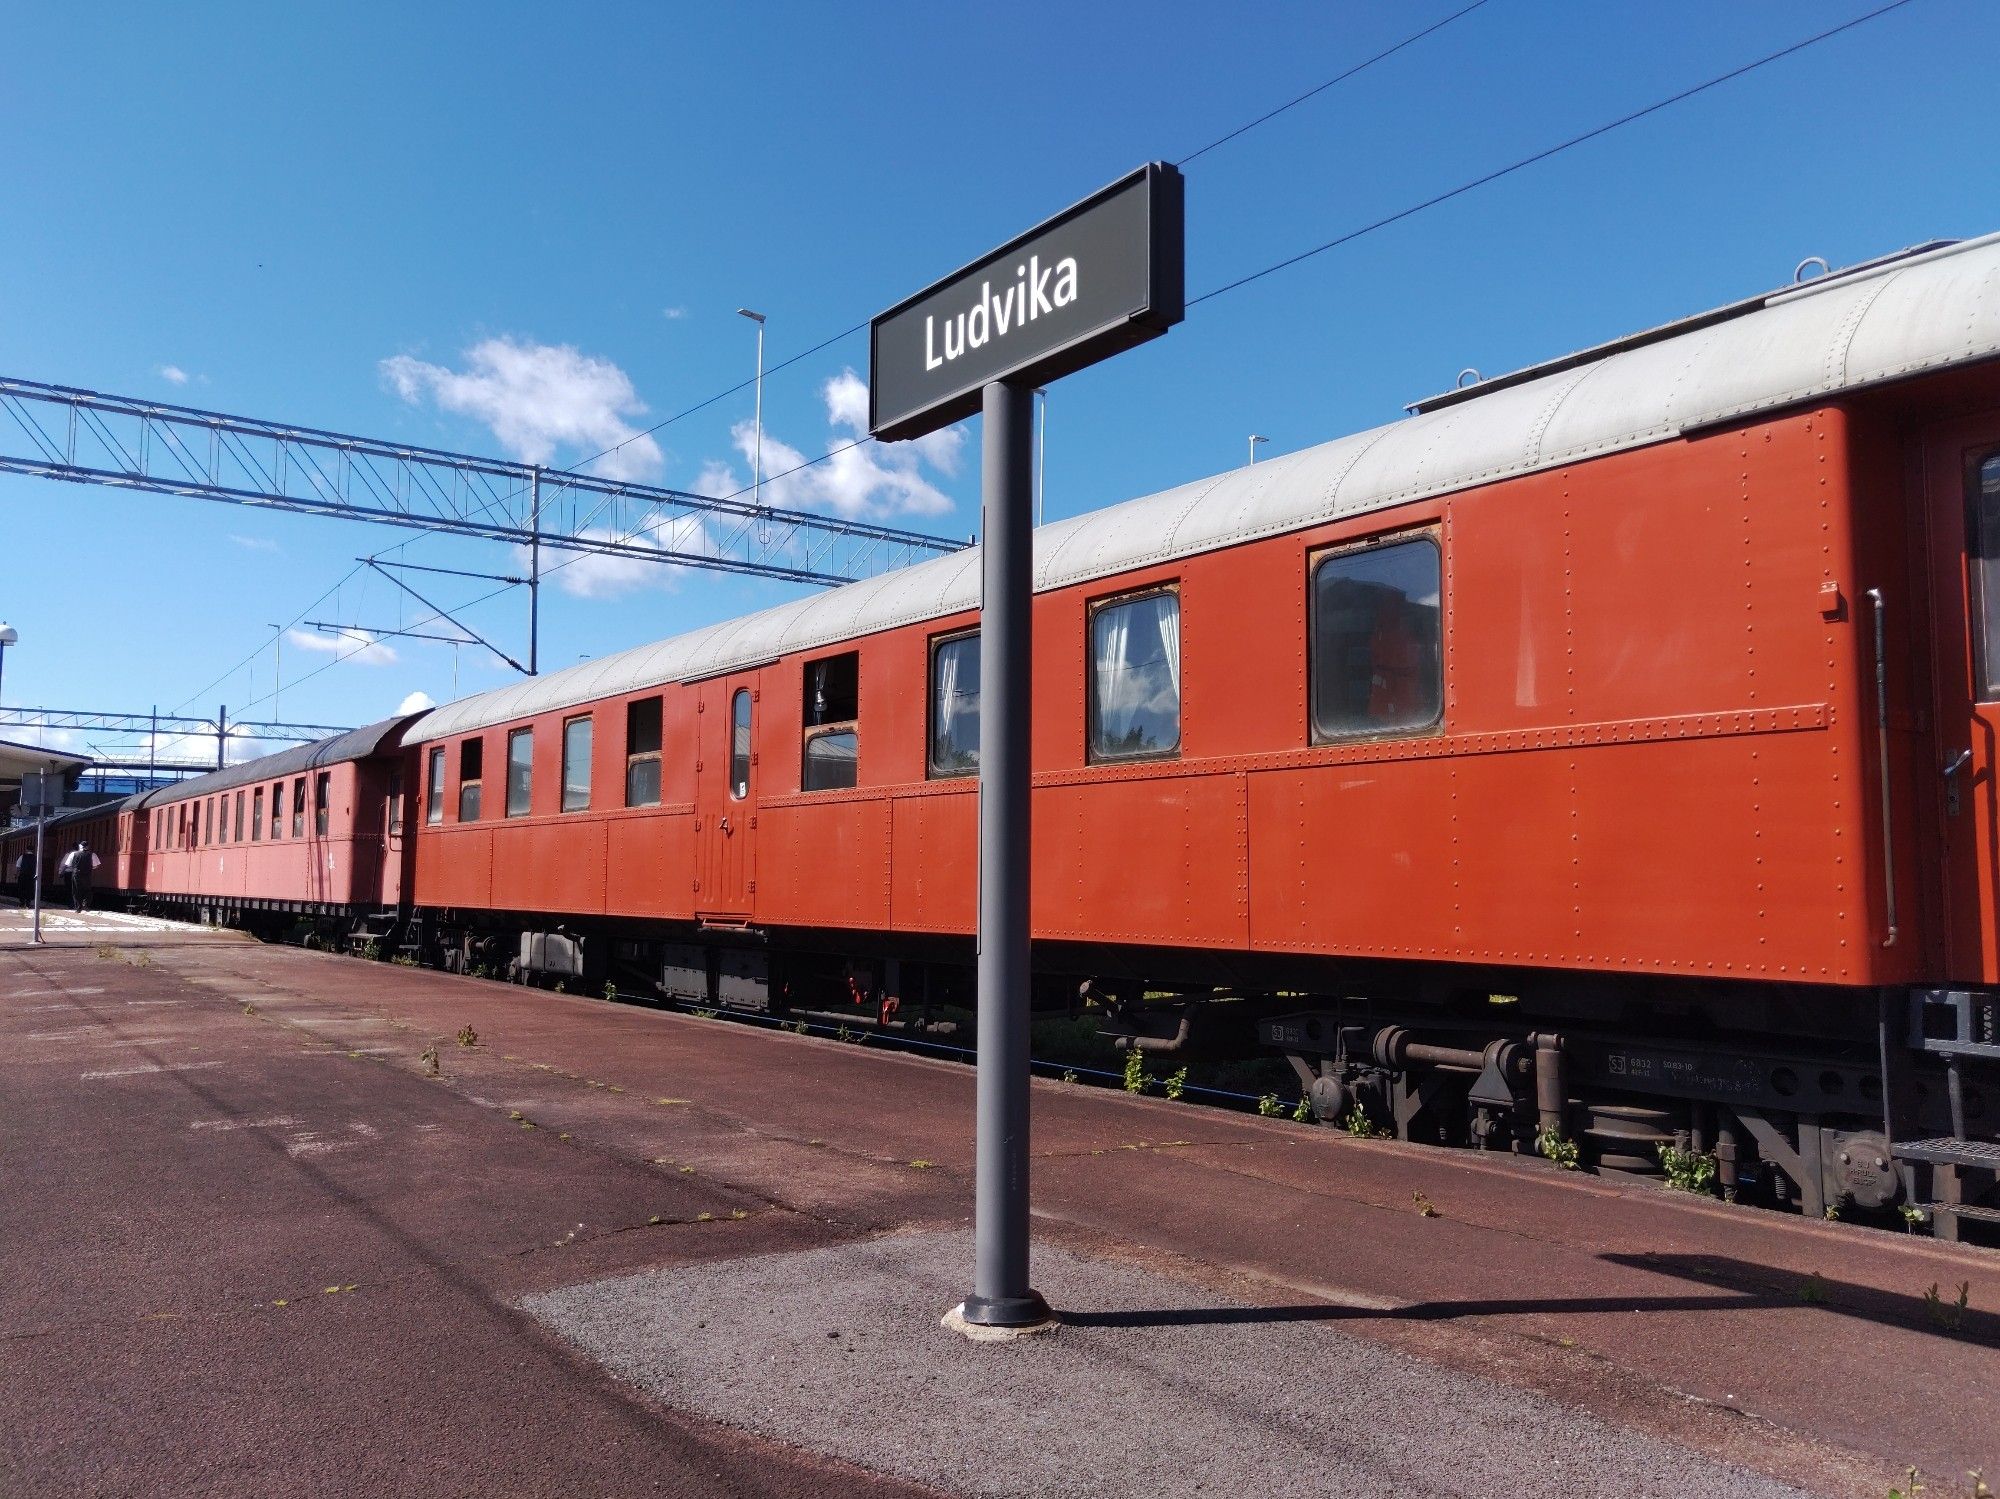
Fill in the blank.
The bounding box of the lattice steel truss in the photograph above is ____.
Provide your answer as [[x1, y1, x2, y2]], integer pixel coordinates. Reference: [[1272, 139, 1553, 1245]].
[[0, 376, 965, 586]]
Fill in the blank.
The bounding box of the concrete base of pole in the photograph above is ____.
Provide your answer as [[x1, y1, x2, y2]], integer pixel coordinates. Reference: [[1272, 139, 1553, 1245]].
[[940, 1301, 1059, 1343]]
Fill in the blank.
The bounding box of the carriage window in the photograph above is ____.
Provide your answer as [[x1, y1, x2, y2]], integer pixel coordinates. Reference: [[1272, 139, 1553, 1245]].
[[1310, 534, 1444, 741], [625, 696, 662, 807], [560, 717, 592, 812], [388, 767, 404, 834], [801, 652, 858, 791], [315, 773, 331, 836], [506, 728, 533, 817], [271, 782, 285, 838], [205, 798, 215, 844], [252, 788, 264, 841], [235, 790, 246, 842], [929, 631, 980, 778], [729, 688, 752, 800], [458, 739, 483, 822], [1970, 454, 2000, 700], [292, 778, 306, 838], [1089, 589, 1181, 761], [426, 746, 445, 825]]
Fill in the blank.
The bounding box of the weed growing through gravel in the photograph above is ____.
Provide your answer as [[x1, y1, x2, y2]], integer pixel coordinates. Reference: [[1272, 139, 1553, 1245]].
[[419, 1043, 440, 1077], [603, 982, 618, 1002], [1291, 1096, 1314, 1123], [1256, 1093, 1284, 1117], [1797, 1272, 1827, 1305], [1658, 1142, 1717, 1195], [1412, 1190, 1438, 1218], [1163, 1067, 1189, 1101], [1062, 1069, 1080, 1084], [1122, 1049, 1150, 1095], [456, 1024, 478, 1048], [1535, 1124, 1581, 1170], [1923, 1280, 1971, 1332], [1900, 1204, 1929, 1233], [1344, 1106, 1391, 1139]]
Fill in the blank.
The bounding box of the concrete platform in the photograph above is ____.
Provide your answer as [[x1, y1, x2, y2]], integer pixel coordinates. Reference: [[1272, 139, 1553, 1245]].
[[3, 933, 1995, 1497]]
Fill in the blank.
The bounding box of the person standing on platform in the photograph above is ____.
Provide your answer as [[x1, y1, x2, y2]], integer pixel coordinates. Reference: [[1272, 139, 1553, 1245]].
[[58, 841, 98, 912], [11, 848, 32, 908]]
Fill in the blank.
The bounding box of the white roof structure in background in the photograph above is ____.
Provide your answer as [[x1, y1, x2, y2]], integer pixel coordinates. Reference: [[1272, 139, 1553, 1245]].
[[0, 737, 90, 781], [410, 231, 2000, 744]]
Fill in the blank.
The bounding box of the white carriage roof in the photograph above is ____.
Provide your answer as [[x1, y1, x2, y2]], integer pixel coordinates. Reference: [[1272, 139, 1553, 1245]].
[[409, 231, 2000, 745]]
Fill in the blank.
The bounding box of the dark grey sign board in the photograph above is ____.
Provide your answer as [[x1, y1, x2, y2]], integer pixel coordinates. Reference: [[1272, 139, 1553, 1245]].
[[869, 162, 1183, 442]]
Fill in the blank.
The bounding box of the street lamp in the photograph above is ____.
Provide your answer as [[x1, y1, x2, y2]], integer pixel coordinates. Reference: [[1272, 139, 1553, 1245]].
[[0, 623, 15, 708], [1248, 434, 1268, 466], [736, 309, 766, 528]]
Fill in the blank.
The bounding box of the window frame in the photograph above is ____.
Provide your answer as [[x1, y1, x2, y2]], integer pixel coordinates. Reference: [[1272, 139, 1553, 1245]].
[[560, 715, 593, 813], [623, 696, 663, 808], [799, 651, 860, 793], [505, 727, 534, 818], [291, 778, 306, 839], [314, 772, 331, 837], [234, 789, 245, 843], [426, 746, 445, 825], [926, 628, 980, 780], [1085, 583, 1183, 765], [252, 787, 264, 841], [1966, 450, 2000, 703], [1305, 527, 1447, 747], [728, 687, 752, 801], [458, 738, 484, 823]]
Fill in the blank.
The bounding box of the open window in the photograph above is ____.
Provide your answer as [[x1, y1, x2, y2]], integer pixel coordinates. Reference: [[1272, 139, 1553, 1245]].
[[235, 790, 246, 842], [561, 716, 592, 812], [1088, 588, 1181, 762], [291, 778, 306, 838], [506, 728, 533, 817], [928, 631, 980, 778], [315, 772, 331, 836], [1309, 533, 1443, 742], [801, 651, 858, 791], [387, 767, 404, 835], [252, 787, 264, 841], [458, 739, 483, 822], [624, 696, 662, 807]]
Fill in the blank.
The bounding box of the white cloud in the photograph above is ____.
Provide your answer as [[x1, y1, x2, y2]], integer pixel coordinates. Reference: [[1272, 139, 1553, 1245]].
[[229, 534, 282, 553], [159, 364, 190, 386], [3, 718, 83, 753], [698, 367, 963, 522], [395, 690, 436, 715], [286, 626, 398, 667], [662, 306, 688, 321], [526, 512, 724, 600], [381, 336, 665, 483]]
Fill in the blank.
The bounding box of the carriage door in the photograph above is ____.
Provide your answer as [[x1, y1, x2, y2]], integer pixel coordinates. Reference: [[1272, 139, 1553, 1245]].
[[695, 679, 757, 919], [1923, 415, 2000, 983]]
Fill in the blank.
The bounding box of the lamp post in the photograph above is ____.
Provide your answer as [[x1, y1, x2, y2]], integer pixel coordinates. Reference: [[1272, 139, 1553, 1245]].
[[1035, 389, 1047, 527], [1248, 434, 1268, 466], [736, 309, 767, 532], [0, 623, 16, 708]]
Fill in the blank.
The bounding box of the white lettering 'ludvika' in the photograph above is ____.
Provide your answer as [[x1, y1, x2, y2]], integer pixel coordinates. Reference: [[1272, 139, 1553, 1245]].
[[924, 255, 1079, 371]]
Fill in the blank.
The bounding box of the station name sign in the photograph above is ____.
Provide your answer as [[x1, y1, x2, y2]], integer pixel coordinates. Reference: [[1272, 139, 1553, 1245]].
[[869, 162, 1184, 442]]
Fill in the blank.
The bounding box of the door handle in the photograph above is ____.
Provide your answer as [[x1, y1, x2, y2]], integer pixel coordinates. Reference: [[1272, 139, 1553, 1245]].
[[1944, 748, 1973, 817]]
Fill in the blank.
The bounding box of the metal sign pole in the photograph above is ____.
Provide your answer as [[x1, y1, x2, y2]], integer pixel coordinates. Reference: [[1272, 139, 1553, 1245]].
[[31, 807, 45, 944], [959, 378, 1052, 1331]]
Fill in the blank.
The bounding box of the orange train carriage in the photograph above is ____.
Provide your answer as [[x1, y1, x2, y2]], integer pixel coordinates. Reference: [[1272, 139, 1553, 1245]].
[[23, 234, 2000, 1235]]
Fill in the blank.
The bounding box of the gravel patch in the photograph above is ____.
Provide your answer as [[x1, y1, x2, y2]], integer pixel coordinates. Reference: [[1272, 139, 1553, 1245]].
[[524, 1229, 1813, 1498]]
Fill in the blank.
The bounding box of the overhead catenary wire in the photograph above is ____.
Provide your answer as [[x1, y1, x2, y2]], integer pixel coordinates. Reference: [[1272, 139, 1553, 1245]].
[[1176, 0, 1493, 167], [566, 8, 1492, 485], [1186, 0, 1921, 309]]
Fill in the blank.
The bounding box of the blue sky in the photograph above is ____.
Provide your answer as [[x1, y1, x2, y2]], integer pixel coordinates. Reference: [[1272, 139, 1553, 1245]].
[[2, 0, 1995, 763]]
